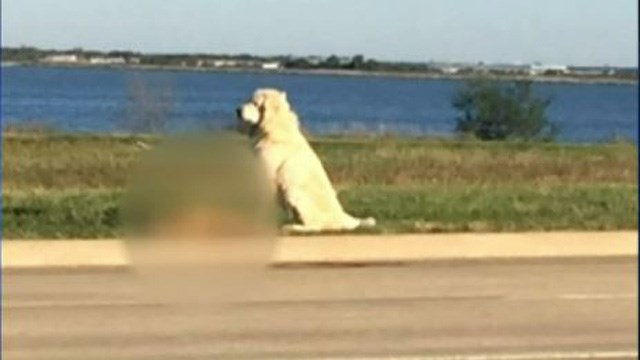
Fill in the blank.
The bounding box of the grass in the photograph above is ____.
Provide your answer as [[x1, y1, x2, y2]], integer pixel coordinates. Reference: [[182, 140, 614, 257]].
[[4, 190, 122, 239], [343, 184, 637, 233], [2, 133, 637, 238]]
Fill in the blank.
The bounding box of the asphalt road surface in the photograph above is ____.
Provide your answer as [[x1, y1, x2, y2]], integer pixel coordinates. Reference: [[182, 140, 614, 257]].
[[3, 258, 637, 359]]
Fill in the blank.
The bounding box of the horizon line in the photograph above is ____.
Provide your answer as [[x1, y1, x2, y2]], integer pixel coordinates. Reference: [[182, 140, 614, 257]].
[[3, 44, 638, 69]]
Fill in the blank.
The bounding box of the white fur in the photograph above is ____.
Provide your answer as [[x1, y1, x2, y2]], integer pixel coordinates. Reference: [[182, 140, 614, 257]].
[[237, 89, 376, 232]]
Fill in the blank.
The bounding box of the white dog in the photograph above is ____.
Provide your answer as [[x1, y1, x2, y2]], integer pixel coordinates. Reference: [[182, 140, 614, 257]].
[[236, 88, 376, 232]]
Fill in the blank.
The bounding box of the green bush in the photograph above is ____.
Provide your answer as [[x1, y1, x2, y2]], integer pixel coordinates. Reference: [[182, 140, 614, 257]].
[[453, 79, 557, 141]]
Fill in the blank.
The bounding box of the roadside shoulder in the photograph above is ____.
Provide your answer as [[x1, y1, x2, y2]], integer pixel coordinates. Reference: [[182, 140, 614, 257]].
[[2, 231, 637, 269]]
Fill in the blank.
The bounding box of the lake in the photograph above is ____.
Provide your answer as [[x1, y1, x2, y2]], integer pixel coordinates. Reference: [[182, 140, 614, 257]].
[[2, 65, 637, 142]]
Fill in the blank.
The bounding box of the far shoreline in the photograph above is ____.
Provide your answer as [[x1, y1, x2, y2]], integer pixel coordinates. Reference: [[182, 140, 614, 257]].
[[4, 62, 638, 86]]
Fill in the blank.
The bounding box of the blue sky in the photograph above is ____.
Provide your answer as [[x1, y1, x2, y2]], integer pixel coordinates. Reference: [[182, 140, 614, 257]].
[[2, 0, 638, 66]]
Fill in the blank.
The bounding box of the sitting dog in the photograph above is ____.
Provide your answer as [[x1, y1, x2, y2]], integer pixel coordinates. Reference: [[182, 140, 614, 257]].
[[236, 88, 375, 232]]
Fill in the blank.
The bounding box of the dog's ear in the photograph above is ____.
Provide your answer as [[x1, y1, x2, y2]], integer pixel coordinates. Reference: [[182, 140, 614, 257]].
[[253, 91, 266, 108]]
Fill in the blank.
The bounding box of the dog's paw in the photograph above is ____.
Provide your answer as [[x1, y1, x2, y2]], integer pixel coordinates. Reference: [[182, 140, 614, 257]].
[[281, 224, 320, 234], [359, 217, 377, 228]]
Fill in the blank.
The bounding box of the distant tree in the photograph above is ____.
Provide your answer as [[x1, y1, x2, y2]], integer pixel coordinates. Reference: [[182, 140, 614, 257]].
[[284, 58, 312, 69], [362, 59, 379, 71], [2, 46, 43, 62], [349, 54, 365, 69], [323, 55, 341, 69], [452, 79, 556, 141]]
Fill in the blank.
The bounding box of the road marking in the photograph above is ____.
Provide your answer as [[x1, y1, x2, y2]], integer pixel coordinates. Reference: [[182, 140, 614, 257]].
[[320, 350, 638, 360], [2, 299, 166, 309], [3, 292, 637, 309], [556, 293, 637, 300], [503, 293, 638, 302]]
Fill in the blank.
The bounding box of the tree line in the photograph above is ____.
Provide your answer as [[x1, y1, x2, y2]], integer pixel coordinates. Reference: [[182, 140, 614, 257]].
[[2, 46, 435, 72]]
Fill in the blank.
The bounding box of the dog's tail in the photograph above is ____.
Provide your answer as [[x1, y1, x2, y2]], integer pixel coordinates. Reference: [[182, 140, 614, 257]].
[[358, 217, 377, 228]]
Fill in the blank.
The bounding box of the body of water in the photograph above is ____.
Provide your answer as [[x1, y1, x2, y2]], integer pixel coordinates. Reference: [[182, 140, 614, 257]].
[[2, 65, 637, 142]]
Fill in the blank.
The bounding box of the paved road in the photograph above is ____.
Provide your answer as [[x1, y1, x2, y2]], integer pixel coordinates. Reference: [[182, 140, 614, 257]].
[[3, 258, 637, 359]]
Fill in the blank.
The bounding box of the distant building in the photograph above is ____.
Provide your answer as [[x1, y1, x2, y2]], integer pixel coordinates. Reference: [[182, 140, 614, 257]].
[[128, 57, 141, 65], [207, 59, 238, 67], [480, 63, 530, 74], [568, 66, 606, 76], [529, 64, 569, 75], [440, 66, 460, 75], [42, 54, 78, 63], [261, 62, 281, 70], [476, 63, 568, 76], [89, 57, 126, 65]]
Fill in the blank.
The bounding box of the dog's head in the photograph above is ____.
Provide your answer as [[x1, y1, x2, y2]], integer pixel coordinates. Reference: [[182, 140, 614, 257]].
[[236, 88, 298, 138]]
